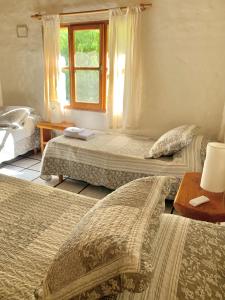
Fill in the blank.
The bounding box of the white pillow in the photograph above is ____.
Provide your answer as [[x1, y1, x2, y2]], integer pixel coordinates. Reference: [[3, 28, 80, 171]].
[[0, 107, 31, 129]]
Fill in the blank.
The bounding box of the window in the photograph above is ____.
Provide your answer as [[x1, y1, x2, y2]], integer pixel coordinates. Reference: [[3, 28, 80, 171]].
[[60, 22, 107, 112]]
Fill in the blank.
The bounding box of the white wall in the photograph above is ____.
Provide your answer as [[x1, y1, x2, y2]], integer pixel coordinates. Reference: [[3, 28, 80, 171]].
[[0, 0, 224, 137], [0, 0, 44, 114], [140, 0, 225, 138]]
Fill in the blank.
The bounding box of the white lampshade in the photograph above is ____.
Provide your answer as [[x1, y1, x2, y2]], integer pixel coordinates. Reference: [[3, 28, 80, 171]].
[[200, 143, 225, 193], [0, 81, 3, 106]]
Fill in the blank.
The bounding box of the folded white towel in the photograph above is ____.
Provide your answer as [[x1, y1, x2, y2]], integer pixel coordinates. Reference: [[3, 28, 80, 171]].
[[64, 127, 95, 140], [64, 127, 84, 133]]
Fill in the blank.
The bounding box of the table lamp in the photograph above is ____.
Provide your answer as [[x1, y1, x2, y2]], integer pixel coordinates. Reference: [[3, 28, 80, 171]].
[[200, 143, 225, 195]]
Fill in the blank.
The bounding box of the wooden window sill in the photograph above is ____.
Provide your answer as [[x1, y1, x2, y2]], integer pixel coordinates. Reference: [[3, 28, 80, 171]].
[[64, 104, 106, 113]]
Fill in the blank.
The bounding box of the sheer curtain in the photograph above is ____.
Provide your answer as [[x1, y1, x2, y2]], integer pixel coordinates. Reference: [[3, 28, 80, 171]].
[[108, 6, 143, 129], [42, 15, 62, 122]]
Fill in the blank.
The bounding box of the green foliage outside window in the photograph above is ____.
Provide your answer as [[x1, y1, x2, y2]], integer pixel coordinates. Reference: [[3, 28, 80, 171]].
[[60, 28, 69, 66], [75, 30, 100, 53], [59, 27, 101, 104]]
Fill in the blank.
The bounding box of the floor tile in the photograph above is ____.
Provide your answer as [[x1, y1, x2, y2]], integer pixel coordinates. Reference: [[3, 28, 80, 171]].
[[32, 176, 61, 187], [10, 158, 39, 168], [18, 151, 32, 158], [4, 156, 23, 164], [80, 185, 112, 199], [29, 162, 42, 172], [27, 152, 42, 161], [14, 169, 40, 181], [56, 178, 88, 194], [165, 199, 174, 214], [0, 165, 24, 176]]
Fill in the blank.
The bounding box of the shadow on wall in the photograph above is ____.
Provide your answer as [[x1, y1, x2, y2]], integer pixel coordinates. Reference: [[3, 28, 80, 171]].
[[3, 90, 44, 115]]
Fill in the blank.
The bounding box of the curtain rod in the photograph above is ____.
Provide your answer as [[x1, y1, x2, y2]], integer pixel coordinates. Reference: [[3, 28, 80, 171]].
[[31, 3, 152, 20]]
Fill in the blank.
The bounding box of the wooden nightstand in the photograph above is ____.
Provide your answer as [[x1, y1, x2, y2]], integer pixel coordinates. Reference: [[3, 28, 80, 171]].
[[174, 172, 225, 222], [37, 121, 74, 153]]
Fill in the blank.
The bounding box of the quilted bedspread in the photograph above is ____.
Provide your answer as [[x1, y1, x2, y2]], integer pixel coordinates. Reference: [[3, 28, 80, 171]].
[[0, 174, 224, 300], [118, 214, 225, 300], [0, 175, 98, 300], [41, 132, 206, 199]]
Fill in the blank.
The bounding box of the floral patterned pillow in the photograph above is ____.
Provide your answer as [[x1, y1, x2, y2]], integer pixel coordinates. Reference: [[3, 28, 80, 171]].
[[35, 176, 171, 300], [148, 125, 199, 159]]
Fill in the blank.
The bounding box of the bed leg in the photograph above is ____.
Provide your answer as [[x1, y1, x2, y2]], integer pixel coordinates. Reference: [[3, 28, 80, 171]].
[[58, 175, 63, 183], [33, 148, 38, 155]]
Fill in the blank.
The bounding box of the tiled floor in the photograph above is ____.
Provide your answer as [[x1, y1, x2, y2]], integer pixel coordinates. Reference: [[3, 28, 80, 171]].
[[0, 151, 113, 200], [0, 150, 176, 214]]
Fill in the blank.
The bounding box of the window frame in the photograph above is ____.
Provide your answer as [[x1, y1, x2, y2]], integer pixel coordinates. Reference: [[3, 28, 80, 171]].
[[61, 22, 107, 112]]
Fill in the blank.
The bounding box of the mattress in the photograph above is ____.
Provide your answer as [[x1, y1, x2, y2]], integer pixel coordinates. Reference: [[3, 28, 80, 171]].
[[0, 114, 39, 163], [41, 132, 205, 198], [0, 175, 224, 300]]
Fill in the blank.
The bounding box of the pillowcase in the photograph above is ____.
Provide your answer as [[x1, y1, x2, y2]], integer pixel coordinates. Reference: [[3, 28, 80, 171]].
[[0, 107, 31, 129], [35, 176, 171, 300], [148, 125, 199, 159]]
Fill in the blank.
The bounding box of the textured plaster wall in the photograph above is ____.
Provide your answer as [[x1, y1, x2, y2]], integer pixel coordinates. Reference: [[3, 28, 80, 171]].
[[140, 0, 225, 138], [0, 0, 224, 137], [0, 0, 44, 114]]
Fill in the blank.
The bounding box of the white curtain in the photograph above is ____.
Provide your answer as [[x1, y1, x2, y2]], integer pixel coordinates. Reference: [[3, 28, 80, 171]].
[[42, 15, 62, 122], [108, 6, 143, 129]]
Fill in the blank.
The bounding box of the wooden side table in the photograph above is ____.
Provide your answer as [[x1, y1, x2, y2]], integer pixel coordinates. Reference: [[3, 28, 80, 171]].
[[174, 172, 225, 222], [37, 121, 74, 153]]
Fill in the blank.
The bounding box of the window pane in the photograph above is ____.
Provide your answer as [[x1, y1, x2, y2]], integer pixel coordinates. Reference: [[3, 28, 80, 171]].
[[60, 28, 69, 66], [74, 29, 100, 67], [75, 70, 99, 103], [58, 68, 70, 104], [62, 69, 70, 103]]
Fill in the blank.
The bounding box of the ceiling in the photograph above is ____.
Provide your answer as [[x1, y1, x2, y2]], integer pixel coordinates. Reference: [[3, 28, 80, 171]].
[[0, 0, 151, 16], [34, 0, 147, 14]]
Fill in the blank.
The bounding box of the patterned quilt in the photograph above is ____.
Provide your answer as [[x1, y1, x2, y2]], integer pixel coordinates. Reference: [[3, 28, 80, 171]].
[[41, 132, 206, 199], [118, 214, 225, 300], [0, 174, 224, 300], [0, 175, 98, 300]]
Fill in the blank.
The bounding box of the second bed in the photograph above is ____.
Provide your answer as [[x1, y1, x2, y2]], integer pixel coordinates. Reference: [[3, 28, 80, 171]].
[[41, 131, 207, 199]]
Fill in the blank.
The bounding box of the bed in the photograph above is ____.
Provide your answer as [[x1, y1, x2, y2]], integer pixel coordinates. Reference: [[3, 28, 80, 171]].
[[0, 174, 224, 300], [41, 131, 207, 199], [0, 108, 40, 163]]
